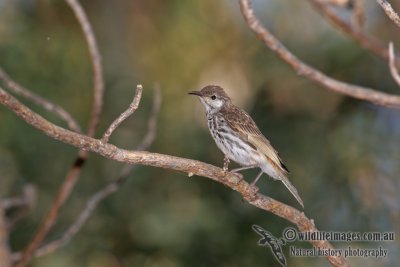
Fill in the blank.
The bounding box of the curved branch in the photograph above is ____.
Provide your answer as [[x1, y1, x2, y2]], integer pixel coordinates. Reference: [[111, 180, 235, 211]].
[[377, 0, 400, 29], [0, 87, 347, 266], [240, 0, 400, 108], [0, 67, 81, 133]]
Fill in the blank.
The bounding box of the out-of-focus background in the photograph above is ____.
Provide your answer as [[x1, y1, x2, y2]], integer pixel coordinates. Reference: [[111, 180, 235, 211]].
[[1, 0, 400, 266]]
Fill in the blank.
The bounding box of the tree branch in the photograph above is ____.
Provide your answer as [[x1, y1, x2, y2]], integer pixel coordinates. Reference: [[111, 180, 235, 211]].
[[101, 85, 143, 143], [14, 1, 105, 266], [28, 85, 161, 259], [0, 86, 347, 266], [0, 206, 12, 267], [309, 0, 398, 63], [240, 0, 400, 108], [377, 0, 400, 29], [0, 185, 36, 211], [388, 42, 400, 87], [0, 67, 81, 133]]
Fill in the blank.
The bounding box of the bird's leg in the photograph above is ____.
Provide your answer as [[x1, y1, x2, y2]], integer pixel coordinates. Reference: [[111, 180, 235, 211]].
[[223, 156, 243, 181], [245, 170, 263, 200], [223, 156, 230, 172], [250, 170, 264, 187], [230, 165, 258, 173]]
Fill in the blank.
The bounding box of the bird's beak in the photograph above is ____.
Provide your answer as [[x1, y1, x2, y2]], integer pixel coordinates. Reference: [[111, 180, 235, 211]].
[[188, 90, 202, 97]]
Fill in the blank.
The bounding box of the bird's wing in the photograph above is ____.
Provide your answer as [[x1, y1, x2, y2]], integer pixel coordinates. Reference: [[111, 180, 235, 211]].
[[223, 106, 289, 173]]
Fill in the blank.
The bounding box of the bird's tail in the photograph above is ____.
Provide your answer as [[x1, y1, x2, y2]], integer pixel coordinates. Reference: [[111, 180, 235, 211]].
[[278, 174, 304, 208]]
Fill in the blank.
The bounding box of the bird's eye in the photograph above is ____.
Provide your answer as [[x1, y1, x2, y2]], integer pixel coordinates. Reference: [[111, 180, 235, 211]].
[[211, 95, 216, 100]]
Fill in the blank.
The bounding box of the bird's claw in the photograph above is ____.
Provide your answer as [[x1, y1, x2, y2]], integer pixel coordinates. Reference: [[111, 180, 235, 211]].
[[247, 184, 260, 201], [233, 172, 243, 180]]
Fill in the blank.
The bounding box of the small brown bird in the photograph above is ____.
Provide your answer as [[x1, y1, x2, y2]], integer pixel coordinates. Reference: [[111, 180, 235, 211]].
[[189, 85, 303, 207]]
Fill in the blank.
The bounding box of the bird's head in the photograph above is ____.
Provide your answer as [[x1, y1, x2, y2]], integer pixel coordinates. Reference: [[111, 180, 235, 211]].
[[189, 85, 231, 114]]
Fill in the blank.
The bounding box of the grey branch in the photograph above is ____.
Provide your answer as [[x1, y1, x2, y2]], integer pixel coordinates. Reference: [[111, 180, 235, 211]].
[[388, 42, 400, 87], [240, 0, 400, 108], [101, 85, 143, 143], [0, 67, 81, 133], [377, 0, 400, 29], [0, 86, 347, 267]]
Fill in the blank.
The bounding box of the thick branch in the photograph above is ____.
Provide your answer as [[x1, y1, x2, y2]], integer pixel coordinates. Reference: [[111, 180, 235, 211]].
[[0, 67, 81, 133], [11, 85, 162, 260], [0, 86, 347, 266], [377, 0, 400, 29], [240, 0, 400, 108], [101, 85, 143, 143]]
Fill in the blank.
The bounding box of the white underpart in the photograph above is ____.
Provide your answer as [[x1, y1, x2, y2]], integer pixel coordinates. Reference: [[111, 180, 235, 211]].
[[207, 114, 280, 180]]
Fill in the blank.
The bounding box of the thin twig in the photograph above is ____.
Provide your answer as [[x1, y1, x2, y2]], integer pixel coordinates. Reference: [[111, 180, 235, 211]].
[[0, 185, 36, 211], [101, 85, 143, 143], [14, 1, 105, 266], [309, 0, 397, 63], [377, 0, 400, 29], [28, 85, 160, 258], [240, 0, 400, 108], [0, 67, 81, 133], [0, 206, 12, 267], [388, 42, 400, 87], [28, 181, 119, 259], [0, 87, 347, 267]]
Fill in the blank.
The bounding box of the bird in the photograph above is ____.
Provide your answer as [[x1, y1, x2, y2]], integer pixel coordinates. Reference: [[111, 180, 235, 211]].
[[189, 85, 304, 207]]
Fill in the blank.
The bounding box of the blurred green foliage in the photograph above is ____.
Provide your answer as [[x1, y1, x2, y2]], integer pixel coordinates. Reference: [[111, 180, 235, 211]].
[[0, 1, 400, 266]]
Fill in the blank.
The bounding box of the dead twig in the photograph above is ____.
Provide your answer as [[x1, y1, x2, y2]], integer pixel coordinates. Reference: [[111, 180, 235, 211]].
[[101, 85, 143, 143], [0, 67, 81, 133], [240, 0, 400, 108], [0, 87, 347, 267], [377, 0, 400, 29], [388, 42, 400, 87]]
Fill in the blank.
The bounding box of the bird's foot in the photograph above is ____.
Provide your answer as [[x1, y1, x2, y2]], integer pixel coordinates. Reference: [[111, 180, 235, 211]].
[[232, 172, 244, 182], [246, 184, 260, 201]]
